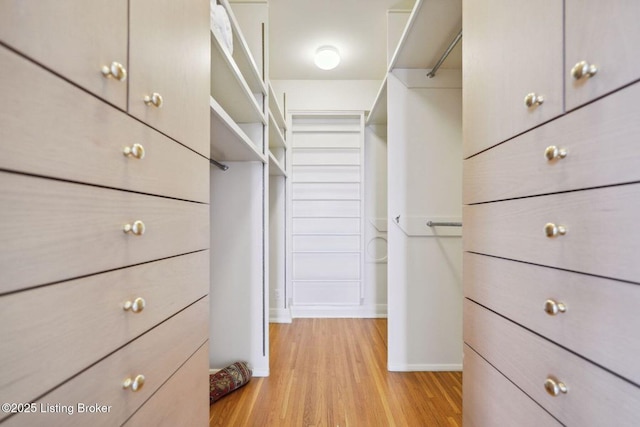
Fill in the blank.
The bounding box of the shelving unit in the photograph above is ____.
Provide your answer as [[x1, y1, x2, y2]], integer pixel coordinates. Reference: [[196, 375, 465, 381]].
[[268, 151, 287, 177], [268, 112, 287, 149], [210, 96, 266, 162], [269, 83, 287, 133], [365, 77, 387, 125]]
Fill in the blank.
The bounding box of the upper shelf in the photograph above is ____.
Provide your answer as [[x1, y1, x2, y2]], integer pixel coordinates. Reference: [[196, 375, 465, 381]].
[[366, 77, 387, 125], [268, 112, 287, 149], [210, 96, 266, 163], [268, 83, 287, 131], [268, 151, 287, 177]]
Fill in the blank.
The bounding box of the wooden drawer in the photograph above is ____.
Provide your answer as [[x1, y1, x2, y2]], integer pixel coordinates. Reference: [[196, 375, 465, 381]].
[[0, 0, 128, 110], [0, 45, 208, 204], [462, 0, 563, 158], [128, 0, 210, 157], [0, 251, 208, 419], [464, 252, 640, 385], [464, 81, 640, 204], [463, 344, 561, 427], [0, 172, 209, 294], [464, 299, 640, 426], [464, 183, 640, 283], [565, 0, 640, 111], [2, 297, 208, 427], [123, 343, 209, 427]]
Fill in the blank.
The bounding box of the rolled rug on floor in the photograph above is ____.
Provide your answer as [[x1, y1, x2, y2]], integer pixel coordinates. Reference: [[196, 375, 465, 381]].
[[209, 361, 253, 403]]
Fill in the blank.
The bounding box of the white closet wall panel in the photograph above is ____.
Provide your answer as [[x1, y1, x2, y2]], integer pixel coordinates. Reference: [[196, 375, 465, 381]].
[[293, 235, 360, 252], [292, 218, 360, 235], [292, 148, 361, 165], [293, 253, 360, 281], [294, 282, 361, 305], [292, 165, 360, 183], [292, 183, 360, 200], [292, 200, 360, 218], [292, 132, 360, 148]]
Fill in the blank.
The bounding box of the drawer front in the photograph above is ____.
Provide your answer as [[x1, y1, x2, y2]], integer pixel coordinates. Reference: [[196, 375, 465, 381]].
[[123, 343, 209, 427], [463, 344, 561, 427], [128, 0, 210, 157], [464, 252, 640, 385], [463, 0, 563, 158], [0, 0, 127, 110], [0, 173, 209, 294], [565, 0, 640, 111], [464, 183, 640, 283], [3, 297, 208, 427], [0, 45, 208, 204], [0, 251, 208, 416], [464, 300, 640, 426], [464, 81, 640, 204]]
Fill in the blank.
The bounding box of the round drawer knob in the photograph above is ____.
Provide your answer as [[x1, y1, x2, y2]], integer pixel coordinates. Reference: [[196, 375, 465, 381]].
[[101, 61, 127, 81], [544, 299, 567, 316], [123, 297, 146, 313], [123, 374, 145, 392], [123, 143, 145, 160], [123, 220, 146, 236], [524, 93, 544, 108], [571, 61, 598, 80], [144, 92, 163, 108], [544, 145, 567, 162], [544, 223, 567, 238], [544, 377, 568, 397]]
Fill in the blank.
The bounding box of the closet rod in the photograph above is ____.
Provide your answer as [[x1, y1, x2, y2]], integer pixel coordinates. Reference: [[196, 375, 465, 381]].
[[209, 158, 229, 171], [426, 29, 462, 79], [426, 221, 462, 227]]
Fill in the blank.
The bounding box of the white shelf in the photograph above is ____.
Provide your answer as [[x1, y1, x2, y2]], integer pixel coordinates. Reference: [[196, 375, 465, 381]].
[[388, 0, 462, 72], [220, 0, 267, 96], [210, 29, 266, 125], [268, 151, 287, 177], [268, 83, 287, 131], [366, 77, 387, 125], [268, 112, 287, 149], [210, 96, 266, 163]]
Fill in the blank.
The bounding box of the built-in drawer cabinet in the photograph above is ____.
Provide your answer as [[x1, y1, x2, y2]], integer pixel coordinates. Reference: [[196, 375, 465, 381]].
[[462, 0, 563, 158], [0, 251, 208, 418], [123, 343, 209, 427], [463, 80, 640, 204], [464, 252, 640, 385], [0, 45, 208, 203], [2, 297, 208, 427], [0, 172, 209, 294], [464, 300, 640, 427], [565, 0, 640, 111], [464, 183, 640, 283], [463, 344, 561, 427], [0, 0, 128, 110]]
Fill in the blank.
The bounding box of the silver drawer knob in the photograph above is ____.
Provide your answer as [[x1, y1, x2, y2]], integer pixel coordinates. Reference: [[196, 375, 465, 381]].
[[571, 61, 597, 80], [544, 223, 567, 238], [101, 61, 127, 81], [544, 377, 568, 397], [544, 299, 566, 316], [123, 143, 145, 160], [524, 93, 544, 108], [544, 145, 567, 162], [123, 297, 146, 313], [123, 220, 146, 236], [123, 374, 145, 392], [144, 92, 163, 108]]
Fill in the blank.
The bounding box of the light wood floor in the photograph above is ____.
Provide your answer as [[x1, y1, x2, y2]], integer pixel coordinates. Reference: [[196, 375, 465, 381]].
[[209, 319, 462, 426]]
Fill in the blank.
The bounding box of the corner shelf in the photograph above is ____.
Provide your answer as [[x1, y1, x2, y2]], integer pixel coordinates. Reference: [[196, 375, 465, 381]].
[[210, 96, 266, 163], [268, 151, 287, 177]]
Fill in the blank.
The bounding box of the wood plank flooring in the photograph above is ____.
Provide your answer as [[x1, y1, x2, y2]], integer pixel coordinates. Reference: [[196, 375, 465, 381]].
[[209, 319, 462, 426]]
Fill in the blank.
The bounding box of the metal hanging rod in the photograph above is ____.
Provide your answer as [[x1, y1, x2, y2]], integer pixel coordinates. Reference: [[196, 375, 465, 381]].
[[426, 29, 462, 79], [209, 158, 229, 171], [427, 221, 462, 227]]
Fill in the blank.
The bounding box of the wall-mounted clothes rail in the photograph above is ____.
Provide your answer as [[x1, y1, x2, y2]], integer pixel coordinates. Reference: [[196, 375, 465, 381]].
[[210, 158, 229, 171], [426, 221, 462, 227], [426, 29, 462, 79]]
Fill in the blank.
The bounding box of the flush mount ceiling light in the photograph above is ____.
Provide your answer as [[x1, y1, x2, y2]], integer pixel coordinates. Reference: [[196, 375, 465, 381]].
[[314, 46, 340, 70]]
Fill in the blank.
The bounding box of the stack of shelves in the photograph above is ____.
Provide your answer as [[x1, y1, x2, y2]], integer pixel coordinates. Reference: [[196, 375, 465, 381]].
[[268, 83, 288, 176]]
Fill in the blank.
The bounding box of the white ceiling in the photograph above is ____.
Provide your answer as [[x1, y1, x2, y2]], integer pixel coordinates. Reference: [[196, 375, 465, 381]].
[[268, 0, 416, 80]]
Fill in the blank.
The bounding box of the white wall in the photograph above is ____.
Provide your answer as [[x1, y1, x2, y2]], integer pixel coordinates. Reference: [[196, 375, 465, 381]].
[[386, 70, 463, 371], [270, 80, 380, 112]]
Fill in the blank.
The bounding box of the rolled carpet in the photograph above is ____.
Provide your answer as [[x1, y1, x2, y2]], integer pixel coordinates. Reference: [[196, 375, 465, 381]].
[[209, 361, 252, 403]]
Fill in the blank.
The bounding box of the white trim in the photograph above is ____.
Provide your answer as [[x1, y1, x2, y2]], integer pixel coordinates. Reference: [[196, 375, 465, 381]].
[[252, 369, 270, 378], [269, 307, 292, 323], [291, 304, 387, 318], [387, 363, 463, 372]]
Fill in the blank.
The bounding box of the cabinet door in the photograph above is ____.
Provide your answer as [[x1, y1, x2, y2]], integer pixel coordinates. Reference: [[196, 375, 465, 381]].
[[0, 0, 128, 110], [129, 0, 210, 157], [565, 0, 640, 110], [462, 0, 563, 158]]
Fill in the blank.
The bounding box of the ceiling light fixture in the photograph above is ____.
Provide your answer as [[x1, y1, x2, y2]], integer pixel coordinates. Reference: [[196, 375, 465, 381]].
[[314, 46, 340, 70]]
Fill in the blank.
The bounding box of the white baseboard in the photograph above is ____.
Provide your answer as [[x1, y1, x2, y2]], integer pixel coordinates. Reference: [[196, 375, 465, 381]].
[[252, 369, 269, 377], [269, 307, 292, 323], [291, 304, 387, 318], [387, 363, 462, 372]]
